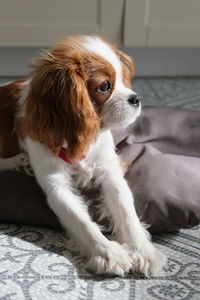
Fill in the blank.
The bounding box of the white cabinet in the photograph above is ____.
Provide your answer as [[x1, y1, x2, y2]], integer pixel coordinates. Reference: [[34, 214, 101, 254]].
[[100, 0, 124, 44], [124, 0, 200, 47], [0, 0, 99, 46], [0, 0, 124, 47], [123, 0, 147, 47], [0, 0, 199, 47]]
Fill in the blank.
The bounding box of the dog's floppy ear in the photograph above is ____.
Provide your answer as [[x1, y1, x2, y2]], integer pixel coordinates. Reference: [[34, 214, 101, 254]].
[[116, 49, 134, 88], [64, 59, 100, 161], [24, 50, 99, 162]]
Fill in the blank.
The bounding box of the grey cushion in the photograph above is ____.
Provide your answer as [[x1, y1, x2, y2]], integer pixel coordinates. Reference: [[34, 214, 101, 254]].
[[0, 106, 200, 233]]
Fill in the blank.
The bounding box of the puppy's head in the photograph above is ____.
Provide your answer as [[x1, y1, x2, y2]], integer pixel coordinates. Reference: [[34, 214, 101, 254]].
[[24, 35, 141, 162]]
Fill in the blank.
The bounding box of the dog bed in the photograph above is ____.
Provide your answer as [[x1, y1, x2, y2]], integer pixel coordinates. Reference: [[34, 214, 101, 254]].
[[0, 106, 199, 233]]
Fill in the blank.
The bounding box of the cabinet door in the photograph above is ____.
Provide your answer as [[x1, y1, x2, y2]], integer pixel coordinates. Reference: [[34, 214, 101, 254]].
[[0, 0, 126, 47], [0, 0, 99, 46], [148, 0, 200, 46], [123, 0, 147, 46], [100, 0, 124, 44], [124, 0, 200, 47]]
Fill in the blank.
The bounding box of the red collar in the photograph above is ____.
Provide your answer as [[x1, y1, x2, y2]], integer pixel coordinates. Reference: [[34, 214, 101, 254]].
[[58, 147, 72, 163], [47, 143, 85, 163], [58, 147, 86, 163]]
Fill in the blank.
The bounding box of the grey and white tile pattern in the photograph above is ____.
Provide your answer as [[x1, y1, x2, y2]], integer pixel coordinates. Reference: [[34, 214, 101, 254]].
[[0, 224, 199, 300], [133, 78, 200, 109]]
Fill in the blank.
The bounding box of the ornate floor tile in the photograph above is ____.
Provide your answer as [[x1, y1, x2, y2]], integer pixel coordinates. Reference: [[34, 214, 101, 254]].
[[132, 79, 160, 106], [0, 224, 199, 299], [147, 78, 200, 105], [161, 226, 200, 250]]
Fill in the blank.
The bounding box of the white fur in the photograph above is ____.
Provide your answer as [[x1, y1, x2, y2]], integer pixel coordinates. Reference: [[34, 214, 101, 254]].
[[0, 153, 33, 176], [82, 36, 122, 84], [0, 36, 166, 276]]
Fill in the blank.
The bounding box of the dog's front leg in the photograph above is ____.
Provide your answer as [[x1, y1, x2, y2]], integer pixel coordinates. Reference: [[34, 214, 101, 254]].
[[95, 152, 166, 276], [25, 138, 133, 276], [0, 153, 33, 175]]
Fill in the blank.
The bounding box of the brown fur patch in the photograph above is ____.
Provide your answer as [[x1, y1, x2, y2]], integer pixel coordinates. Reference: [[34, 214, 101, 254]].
[[100, 37, 134, 88], [85, 56, 116, 107], [0, 80, 26, 158], [120, 160, 131, 176]]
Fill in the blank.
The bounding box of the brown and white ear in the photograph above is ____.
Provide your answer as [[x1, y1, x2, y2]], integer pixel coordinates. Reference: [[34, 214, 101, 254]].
[[64, 66, 100, 161], [24, 51, 99, 162], [116, 49, 134, 88]]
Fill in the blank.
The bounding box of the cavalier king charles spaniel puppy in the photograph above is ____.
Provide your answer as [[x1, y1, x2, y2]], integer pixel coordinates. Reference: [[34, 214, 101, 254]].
[[0, 35, 166, 276]]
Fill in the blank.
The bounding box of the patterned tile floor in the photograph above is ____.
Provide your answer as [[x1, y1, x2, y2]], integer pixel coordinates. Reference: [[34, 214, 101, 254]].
[[0, 224, 199, 300], [132, 77, 200, 110], [0, 77, 200, 299]]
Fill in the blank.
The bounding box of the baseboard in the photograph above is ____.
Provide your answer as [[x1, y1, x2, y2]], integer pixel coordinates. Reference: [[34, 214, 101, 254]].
[[122, 47, 200, 77], [0, 47, 200, 77]]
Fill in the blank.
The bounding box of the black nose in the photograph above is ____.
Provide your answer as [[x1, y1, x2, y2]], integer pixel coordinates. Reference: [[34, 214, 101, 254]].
[[128, 94, 140, 107]]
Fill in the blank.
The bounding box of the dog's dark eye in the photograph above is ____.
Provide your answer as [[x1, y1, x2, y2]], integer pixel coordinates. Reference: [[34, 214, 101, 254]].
[[98, 81, 111, 93]]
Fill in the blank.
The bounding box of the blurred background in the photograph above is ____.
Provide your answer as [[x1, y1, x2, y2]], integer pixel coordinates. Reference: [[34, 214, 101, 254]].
[[0, 0, 200, 108]]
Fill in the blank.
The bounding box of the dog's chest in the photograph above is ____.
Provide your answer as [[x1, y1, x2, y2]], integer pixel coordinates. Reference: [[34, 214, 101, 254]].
[[67, 130, 113, 188], [68, 142, 98, 188], [69, 160, 96, 188]]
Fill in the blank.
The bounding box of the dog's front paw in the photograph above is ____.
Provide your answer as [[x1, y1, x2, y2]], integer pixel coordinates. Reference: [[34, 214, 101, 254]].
[[15, 153, 34, 176], [130, 241, 166, 277], [87, 241, 132, 277]]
